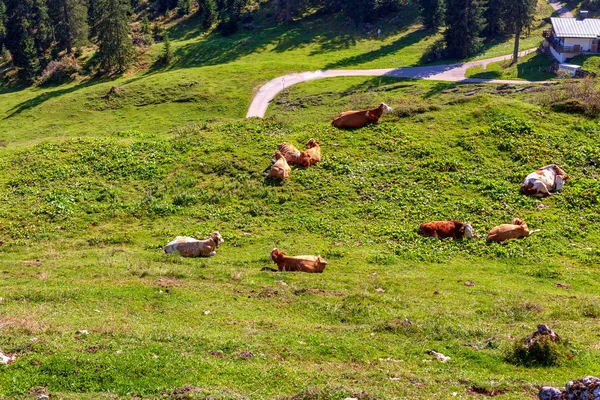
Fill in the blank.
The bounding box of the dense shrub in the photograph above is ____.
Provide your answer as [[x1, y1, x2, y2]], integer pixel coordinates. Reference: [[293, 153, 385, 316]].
[[39, 56, 81, 85], [539, 77, 600, 116], [508, 334, 568, 366]]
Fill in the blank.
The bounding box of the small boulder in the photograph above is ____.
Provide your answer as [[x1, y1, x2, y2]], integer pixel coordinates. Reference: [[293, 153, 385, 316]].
[[538, 386, 562, 400]]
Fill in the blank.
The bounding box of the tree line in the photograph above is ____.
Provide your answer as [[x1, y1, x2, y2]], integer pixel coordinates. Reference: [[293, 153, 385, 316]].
[[0, 0, 535, 84], [419, 0, 537, 62]]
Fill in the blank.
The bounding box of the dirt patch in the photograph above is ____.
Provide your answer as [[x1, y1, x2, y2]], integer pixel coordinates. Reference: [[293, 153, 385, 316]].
[[293, 288, 346, 297], [469, 386, 510, 396], [155, 276, 182, 289]]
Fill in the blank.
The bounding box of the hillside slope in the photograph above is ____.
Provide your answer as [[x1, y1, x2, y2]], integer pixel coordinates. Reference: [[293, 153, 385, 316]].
[[1, 78, 599, 398]]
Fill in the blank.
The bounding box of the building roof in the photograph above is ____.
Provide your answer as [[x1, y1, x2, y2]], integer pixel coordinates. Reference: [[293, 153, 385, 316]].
[[551, 17, 600, 38]]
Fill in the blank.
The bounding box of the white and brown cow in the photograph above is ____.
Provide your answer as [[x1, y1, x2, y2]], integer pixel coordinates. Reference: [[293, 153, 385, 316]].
[[268, 151, 291, 180], [164, 232, 224, 257], [417, 220, 478, 240], [521, 164, 568, 197], [332, 103, 392, 129]]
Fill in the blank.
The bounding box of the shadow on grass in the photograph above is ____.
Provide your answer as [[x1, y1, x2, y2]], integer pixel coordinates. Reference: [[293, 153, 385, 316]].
[[3, 79, 110, 119], [324, 29, 434, 69], [467, 53, 554, 81]]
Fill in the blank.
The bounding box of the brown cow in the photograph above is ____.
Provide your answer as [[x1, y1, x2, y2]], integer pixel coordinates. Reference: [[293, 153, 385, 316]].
[[270, 248, 328, 273], [487, 218, 540, 242], [298, 139, 321, 167], [417, 220, 478, 239], [275, 142, 301, 164], [268, 151, 291, 180], [521, 164, 569, 197], [332, 103, 392, 129], [164, 232, 224, 257]]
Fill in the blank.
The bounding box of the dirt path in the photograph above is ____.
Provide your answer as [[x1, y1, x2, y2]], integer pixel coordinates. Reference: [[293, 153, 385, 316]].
[[547, 0, 574, 17], [246, 49, 540, 118], [246, 0, 571, 118]]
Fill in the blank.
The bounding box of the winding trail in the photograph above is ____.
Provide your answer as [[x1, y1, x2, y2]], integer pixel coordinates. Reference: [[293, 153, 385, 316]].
[[246, 50, 538, 118], [246, 0, 572, 118]]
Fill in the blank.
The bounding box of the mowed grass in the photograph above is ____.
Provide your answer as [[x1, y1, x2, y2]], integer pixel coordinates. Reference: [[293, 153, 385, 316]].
[[1, 77, 600, 398]]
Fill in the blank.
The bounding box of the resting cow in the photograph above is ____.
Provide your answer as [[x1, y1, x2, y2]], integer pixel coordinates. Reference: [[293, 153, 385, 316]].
[[332, 102, 392, 129], [417, 220, 478, 239], [298, 139, 321, 167], [270, 248, 327, 273], [521, 164, 568, 197], [268, 151, 291, 180], [275, 143, 301, 164], [487, 218, 540, 242], [164, 232, 224, 257]]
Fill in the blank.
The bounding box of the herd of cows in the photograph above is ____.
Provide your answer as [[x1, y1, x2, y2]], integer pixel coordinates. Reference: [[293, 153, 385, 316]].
[[163, 103, 570, 273]]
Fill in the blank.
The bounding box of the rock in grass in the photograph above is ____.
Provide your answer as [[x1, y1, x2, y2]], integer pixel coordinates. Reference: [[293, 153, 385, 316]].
[[538, 377, 600, 400], [565, 376, 600, 399], [538, 386, 562, 400]]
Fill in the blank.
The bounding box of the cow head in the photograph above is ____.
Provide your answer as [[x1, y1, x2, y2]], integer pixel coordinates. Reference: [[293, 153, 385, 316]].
[[463, 224, 478, 239], [512, 218, 524, 226], [270, 248, 284, 262], [379, 102, 392, 114], [210, 231, 224, 247], [552, 165, 569, 181], [305, 139, 319, 149], [273, 151, 285, 160], [555, 174, 566, 191]]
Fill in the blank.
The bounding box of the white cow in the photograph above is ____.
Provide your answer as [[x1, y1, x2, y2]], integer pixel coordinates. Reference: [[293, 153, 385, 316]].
[[164, 232, 224, 257], [521, 164, 568, 197]]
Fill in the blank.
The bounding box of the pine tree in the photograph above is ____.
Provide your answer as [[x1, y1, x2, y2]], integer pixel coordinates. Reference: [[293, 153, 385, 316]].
[[4, 0, 47, 78], [48, 0, 89, 54], [483, 0, 505, 40], [177, 0, 192, 15], [343, 0, 377, 25], [20, 33, 40, 81], [197, 0, 217, 28], [445, 0, 486, 58], [0, 0, 7, 46], [503, 0, 536, 64], [160, 32, 172, 65], [418, 0, 445, 30], [96, 0, 134, 71], [141, 15, 151, 36]]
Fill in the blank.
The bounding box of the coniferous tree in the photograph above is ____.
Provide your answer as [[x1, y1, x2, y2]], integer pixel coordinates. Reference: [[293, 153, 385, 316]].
[[96, 0, 134, 71], [177, 0, 192, 15], [343, 0, 377, 25], [503, 0, 536, 64], [483, 0, 505, 39], [48, 0, 89, 54], [418, 0, 445, 30], [197, 0, 217, 27], [445, 0, 486, 58], [4, 0, 48, 78], [0, 0, 7, 47]]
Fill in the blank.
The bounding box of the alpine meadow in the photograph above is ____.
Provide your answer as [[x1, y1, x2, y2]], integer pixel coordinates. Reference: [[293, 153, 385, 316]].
[[0, 0, 599, 399]]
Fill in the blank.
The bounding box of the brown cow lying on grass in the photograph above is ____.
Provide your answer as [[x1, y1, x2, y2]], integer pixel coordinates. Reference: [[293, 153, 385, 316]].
[[164, 232, 224, 257], [270, 248, 328, 273], [487, 218, 540, 242], [298, 139, 321, 167], [332, 102, 392, 129], [268, 151, 291, 180], [417, 220, 478, 239], [275, 143, 301, 164], [521, 164, 569, 197]]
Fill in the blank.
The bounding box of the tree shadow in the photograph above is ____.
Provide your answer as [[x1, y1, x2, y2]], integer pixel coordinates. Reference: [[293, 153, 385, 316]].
[[3, 79, 107, 119], [324, 29, 434, 69]]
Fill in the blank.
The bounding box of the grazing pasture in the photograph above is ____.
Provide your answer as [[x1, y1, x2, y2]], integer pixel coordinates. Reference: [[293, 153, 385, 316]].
[[1, 76, 599, 398]]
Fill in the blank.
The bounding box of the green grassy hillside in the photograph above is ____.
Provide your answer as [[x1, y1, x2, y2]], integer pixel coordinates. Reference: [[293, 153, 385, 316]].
[[1, 0, 598, 398], [1, 77, 600, 399]]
